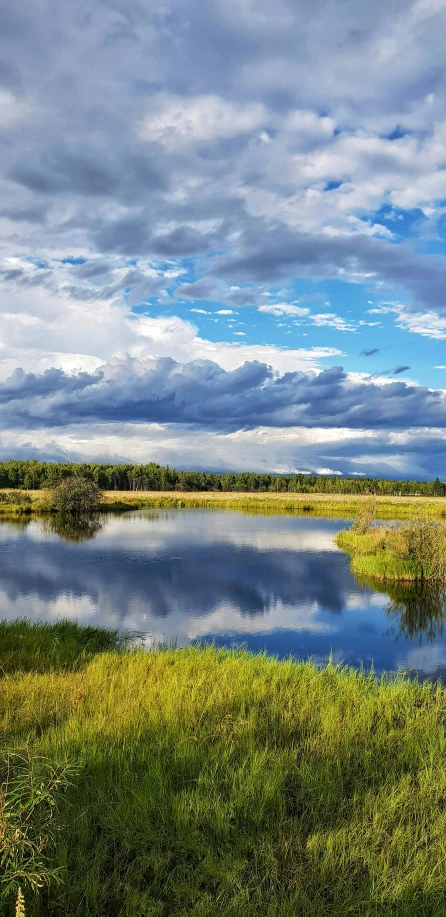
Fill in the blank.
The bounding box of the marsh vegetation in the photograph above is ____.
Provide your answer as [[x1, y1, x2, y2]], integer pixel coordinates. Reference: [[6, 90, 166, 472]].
[[2, 621, 446, 916], [337, 518, 446, 581]]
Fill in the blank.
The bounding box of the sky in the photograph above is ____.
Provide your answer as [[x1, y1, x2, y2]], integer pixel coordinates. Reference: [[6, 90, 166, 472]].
[[1, 0, 446, 478]]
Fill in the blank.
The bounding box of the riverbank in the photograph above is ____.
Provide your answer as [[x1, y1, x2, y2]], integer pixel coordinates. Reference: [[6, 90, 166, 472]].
[[336, 521, 446, 581], [2, 488, 446, 519], [2, 621, 446, 916]]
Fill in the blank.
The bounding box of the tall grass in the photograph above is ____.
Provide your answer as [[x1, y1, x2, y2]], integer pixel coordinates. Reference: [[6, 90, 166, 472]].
[[337, 519, 446, 581], [3, 488, 446, 519], [0, 620, 124, 674], [2, 622, 446, 915]]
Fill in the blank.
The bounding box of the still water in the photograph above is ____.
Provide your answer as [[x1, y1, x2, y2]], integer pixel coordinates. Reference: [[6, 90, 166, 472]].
[[1, 509, 446, 681]]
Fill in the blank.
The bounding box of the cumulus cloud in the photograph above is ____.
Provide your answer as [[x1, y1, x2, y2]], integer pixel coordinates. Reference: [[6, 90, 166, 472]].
[[1, 356, 446, 434]]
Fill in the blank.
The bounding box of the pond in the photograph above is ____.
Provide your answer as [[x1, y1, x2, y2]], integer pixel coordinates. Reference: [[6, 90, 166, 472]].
[[1, 509, 446, 681]]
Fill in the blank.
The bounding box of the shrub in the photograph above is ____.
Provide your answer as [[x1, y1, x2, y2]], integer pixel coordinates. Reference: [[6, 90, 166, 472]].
[[1, 750, 78, 911], [51, 477, 101, 515], [351, 496, 376, 534]]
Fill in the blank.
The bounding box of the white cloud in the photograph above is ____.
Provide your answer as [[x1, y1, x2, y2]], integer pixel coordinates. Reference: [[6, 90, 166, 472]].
[[139, 94, 267, 146], [259, 303, 310, 317], [310, 313, 356, 332]]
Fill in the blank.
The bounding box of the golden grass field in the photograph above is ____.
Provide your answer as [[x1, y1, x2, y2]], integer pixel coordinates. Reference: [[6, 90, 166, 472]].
[[99, 490, 446, 519], [1, 488, 446, 518]]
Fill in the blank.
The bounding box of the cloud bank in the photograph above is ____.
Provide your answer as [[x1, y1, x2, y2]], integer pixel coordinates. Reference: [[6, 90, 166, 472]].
[[1, 0, 446, 474]]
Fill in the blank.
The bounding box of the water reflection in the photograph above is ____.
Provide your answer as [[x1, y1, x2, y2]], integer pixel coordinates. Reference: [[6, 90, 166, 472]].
[[359, 576, 446, 644], [42, 514, 104, 543], [0, 510, 446, 680]]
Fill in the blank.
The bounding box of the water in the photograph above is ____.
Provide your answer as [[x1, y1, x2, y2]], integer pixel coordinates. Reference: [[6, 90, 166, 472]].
[[1, 509, 446, 681]]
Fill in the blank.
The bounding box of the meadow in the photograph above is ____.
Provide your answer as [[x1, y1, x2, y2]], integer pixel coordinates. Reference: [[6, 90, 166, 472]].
[[2, 488, 446, 519], [2, 621, 446, 916]]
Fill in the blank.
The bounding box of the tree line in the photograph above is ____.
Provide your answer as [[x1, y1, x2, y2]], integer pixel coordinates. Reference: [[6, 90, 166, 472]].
[[0, 459, 444, 496]]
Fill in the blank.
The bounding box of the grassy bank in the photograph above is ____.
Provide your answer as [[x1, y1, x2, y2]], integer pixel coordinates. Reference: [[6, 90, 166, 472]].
[[99, 490, 446, 518], [2, 488, 446, 519], [337, 520, 446, 581], [2, 622, 446, 915]]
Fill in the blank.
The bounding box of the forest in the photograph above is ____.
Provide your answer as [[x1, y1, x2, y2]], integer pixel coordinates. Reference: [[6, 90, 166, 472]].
[[0, 459, 444, 496]]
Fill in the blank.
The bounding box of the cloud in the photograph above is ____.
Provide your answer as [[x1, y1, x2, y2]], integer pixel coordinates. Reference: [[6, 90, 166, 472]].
[[2, 356, 446, 434], [360, 348, 379, 356], [259, 303, 310, 317], [139, 95, 267, 146], [1, 0, 446, 474], [393, 365, 410, 374], [211, 227, 446, 317], [309, 312, 356, 332]]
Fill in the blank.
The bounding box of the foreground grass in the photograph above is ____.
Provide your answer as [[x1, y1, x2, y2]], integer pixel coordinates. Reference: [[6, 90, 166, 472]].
[[2, 623, 446, 915], [0, 619, 124, 675], [2, 489, 446, 519]]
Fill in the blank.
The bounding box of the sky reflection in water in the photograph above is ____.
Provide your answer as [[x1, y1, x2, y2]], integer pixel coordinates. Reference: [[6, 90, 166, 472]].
[[1, 510, 446, 681]]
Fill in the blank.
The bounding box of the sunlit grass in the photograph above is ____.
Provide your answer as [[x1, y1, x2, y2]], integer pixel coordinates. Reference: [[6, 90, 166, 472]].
[[337, 520, 446, 581], [2, 488, 446, 519], [101, 490, 446, 519], [2, 622, 446, 915]]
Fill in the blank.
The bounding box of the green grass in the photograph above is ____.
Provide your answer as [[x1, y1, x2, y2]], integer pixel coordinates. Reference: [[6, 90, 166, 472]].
[[2, 622, 446, 915], [0, 619, 124, 675], [336, 521, 446, 581]]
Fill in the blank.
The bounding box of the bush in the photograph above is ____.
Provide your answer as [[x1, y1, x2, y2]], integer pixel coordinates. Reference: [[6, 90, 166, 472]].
[[351, 496, 376, 534], [0, 491, 32, 506], [51, 477, 101, 516]]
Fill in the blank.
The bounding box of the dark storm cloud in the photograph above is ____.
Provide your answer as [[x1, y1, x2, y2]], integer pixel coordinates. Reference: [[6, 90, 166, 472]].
[[2, 356, 446, 432]]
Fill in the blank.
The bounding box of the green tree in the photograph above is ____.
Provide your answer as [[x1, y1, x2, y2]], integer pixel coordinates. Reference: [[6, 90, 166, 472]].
[[51, 477, 101, 515]]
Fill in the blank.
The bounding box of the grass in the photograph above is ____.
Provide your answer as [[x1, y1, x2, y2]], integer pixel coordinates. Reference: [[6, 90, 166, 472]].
[[0, 620, 125, 675], [2, 621, 446, 915], [99, 490, 446, 519], [336, 520, 446, 581], [2, 489, 446, 519]]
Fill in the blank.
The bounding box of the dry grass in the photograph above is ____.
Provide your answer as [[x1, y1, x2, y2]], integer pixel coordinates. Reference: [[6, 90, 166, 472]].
[[1, 488, 445, 519], [100, 490, 446, 519]]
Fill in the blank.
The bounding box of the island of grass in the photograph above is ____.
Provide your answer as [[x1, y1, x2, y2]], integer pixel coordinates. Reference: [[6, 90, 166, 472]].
[[3, 620, 446, 916], [336, 518, 446, 581]]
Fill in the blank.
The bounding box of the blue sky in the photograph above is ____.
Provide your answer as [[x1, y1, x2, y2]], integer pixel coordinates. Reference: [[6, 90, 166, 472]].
[[1, 0, 446, 478]]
